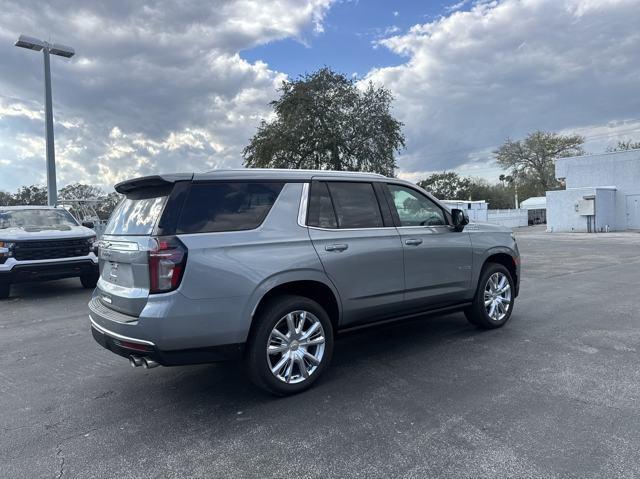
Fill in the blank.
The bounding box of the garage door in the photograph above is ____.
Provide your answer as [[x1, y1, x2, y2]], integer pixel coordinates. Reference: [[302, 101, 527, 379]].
[[627, 195, 640, 230]]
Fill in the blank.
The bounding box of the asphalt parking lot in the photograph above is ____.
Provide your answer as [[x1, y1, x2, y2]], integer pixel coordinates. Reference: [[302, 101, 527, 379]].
[[1, 227, 640, 478]]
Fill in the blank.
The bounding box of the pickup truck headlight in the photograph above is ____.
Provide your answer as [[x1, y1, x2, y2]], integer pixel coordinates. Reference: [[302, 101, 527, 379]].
[[0, 241, 15, 264], [86, 236, 98, 255]]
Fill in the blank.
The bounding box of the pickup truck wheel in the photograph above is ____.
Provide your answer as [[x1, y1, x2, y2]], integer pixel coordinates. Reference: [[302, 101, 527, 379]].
[[465, 263, 515, 329], [246, 295, 334, 396], [0, 280, 10, 299], [80, 271, 99, 289]]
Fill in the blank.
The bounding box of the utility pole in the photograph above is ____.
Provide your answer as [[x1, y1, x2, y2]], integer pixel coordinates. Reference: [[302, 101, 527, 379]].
[[15, 35, 75, 206], [43, 47, 57, 206]]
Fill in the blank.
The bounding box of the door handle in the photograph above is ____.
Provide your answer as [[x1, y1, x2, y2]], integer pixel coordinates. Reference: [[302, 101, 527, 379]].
[[405, 238, 423, 246], [325, 243, 349, 252]]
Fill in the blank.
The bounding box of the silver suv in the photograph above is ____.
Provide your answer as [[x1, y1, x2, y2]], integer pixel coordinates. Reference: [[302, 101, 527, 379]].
[[89, 170, 520, 395], [0, 206, 99, 299]]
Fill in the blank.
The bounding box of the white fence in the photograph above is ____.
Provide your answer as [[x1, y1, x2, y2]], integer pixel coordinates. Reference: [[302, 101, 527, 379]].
[[486, 209, 528, 228]]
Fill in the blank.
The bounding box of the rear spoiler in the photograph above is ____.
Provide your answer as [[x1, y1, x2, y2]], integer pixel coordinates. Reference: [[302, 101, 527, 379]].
[[114, 174, 194, 194]]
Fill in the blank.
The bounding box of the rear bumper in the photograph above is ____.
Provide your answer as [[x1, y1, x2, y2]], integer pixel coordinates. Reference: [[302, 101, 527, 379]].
[[88, 307, 244, 366], [0, 258, 98, 283]]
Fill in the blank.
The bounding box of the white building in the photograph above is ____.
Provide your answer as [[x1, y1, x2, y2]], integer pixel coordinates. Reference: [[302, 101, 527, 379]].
[[441, 200, 488, 222], [519, 196, 547, 225], [546, 149, 640, 232]]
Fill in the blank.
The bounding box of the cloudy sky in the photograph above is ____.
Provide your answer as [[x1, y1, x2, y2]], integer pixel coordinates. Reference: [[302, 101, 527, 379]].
[[1, 0, 639, 193]]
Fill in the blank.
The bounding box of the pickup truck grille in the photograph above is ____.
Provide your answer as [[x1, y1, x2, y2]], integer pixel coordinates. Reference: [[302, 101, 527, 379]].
[[13, 238, 90, 261]]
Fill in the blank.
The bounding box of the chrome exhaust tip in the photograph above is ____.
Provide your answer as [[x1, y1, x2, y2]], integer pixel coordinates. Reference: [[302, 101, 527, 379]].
[[142, 357, 159, 369], [129, 355, 143, 368]]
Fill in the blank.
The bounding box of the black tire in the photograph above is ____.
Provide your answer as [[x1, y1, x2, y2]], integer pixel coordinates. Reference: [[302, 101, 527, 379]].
[[245, 295, 334, 396], [465, 263, 515, 329], [0, 280, 10, 299], [80, 271, 99, 289]]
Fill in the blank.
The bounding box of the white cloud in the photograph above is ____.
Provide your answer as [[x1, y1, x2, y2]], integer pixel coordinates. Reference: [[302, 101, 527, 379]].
[[0, 98, 42, 121], [367, 0, 640, 180], [0, 0, 333, 192], [445, 0, 472, 13]]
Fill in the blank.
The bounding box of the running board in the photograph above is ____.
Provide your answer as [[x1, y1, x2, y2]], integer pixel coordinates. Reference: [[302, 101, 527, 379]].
[[337, 302, 472, 335]]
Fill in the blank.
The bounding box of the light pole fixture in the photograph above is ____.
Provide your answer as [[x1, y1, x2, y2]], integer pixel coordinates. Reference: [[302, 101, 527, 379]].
[[15, 34, 75, 206]]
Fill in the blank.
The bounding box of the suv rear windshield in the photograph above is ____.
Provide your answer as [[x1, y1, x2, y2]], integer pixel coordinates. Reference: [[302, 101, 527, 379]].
[[177, 182, 284, 234], [0, 209, 78, 229], [104, 195, 167, 236]]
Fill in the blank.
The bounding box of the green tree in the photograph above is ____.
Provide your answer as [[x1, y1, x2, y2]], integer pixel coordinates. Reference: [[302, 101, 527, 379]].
[[418, 172, 539, 209], [58, 183, 107, 221], [243, 67, 405, 176], [0, 191, 12, 206], [467, 179, 515, 209], [494, 131, 584, 195], [607, 139, 640, 152], [95, 191, 122, 220], [58, 183, 105, 201], [11, 185, 48, 205], [417, 171, 472, 200]]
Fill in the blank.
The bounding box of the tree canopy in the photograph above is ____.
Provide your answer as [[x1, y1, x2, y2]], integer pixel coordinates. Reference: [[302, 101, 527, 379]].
[[607, 139, 640, 152], [418, 171, 518, 209], [417, 172, 472, 200], [10, 185, 48, 206], [243, 67, 405, 176], [0, 184, 121, 220], [494, 131, 584, 195]]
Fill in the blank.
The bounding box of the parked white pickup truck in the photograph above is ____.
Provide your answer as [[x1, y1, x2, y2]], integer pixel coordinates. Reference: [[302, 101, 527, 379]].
[[0, 206, 99, 299]]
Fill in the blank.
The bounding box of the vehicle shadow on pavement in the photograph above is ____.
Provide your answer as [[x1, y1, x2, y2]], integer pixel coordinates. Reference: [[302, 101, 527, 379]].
[[113, 312, 491, 409], [5, 278, 89, 301], [71, 311, 518, 469]]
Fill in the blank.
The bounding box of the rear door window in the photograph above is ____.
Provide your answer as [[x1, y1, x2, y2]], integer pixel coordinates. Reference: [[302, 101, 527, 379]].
[[307, 182, 338, 229], [177, 182, 284, 234], [326, 182, 383, 229]]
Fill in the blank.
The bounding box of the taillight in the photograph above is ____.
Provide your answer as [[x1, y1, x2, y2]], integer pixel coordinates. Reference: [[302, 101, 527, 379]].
[[148, 236, 187, 294]]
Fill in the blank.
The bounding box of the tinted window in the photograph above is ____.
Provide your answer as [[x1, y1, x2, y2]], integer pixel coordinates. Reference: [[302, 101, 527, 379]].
[[307, 182, 337, 229], [327, 182, 383, 229], [0, 209, 78, 229], [177, 182, 284, 234], [388, 184, 446, 226], [104, 196, 166, 235]]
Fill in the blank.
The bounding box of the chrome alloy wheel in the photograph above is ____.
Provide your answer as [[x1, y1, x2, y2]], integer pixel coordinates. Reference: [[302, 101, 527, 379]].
[[266, 310, 326, 384], [484, 272, 512, 321]]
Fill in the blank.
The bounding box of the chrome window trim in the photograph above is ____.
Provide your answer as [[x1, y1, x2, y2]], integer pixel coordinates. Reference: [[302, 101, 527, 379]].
[[298, 181, 396, 231], [396, 225, 451, 230], [307, 226, 397, 232], [297, 182, 310, 227], [89, 315, 155, 346]]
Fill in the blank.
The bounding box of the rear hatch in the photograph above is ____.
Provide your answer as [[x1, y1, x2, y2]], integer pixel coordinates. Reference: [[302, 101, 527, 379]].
[[96, 175, 191, 317]]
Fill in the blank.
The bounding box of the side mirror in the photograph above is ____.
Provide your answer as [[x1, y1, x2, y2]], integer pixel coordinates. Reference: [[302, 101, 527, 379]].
[[82, 221, 95, 229], [451, 208, 469, 232]]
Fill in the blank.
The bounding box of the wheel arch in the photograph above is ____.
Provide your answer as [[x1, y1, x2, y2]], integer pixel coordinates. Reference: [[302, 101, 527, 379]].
[[482, 249, 519, 295], [244, 272, 342, 343]]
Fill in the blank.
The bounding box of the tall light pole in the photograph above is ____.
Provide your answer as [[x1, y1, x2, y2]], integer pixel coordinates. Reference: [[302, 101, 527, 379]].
[[15, 35, 75, 206]]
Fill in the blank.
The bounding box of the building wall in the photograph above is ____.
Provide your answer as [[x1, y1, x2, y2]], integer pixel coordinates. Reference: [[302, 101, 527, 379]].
[[441, 200, 488, 222], [486, 209, 528, 228], [547, 188, 594, 232], [553, 150, 640, 230], [547, 188, 617, 232], [594, 189, 616, 231]]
